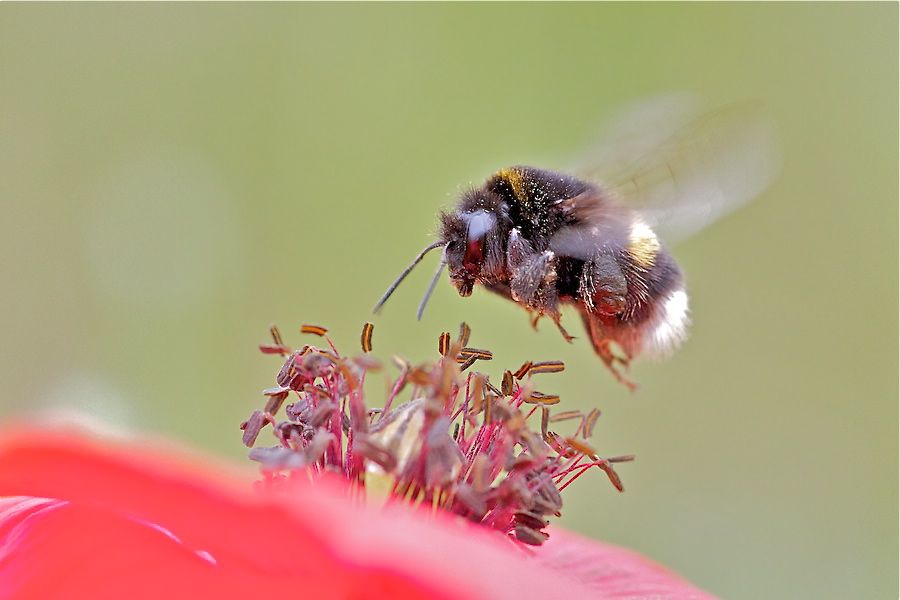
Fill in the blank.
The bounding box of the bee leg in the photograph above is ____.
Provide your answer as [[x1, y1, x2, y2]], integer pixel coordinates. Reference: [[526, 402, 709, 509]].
[[550, 314, 576, 343], [596, 340, 638, 391], [580, 311, 638, 391], [580, 253, 628, 316], [506, 228, 534, 273], [509, 248, 561, 329], [533, 308, 574, 343], [529, 311, 543, 331]]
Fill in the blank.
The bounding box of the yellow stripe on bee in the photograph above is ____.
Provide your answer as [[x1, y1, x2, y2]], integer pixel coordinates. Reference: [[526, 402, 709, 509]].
[[627, 219, 661, 269], [495, 167, 526, 202]]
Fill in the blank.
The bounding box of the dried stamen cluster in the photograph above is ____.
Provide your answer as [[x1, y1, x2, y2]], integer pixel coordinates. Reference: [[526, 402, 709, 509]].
[[241, 322, 633, 546]]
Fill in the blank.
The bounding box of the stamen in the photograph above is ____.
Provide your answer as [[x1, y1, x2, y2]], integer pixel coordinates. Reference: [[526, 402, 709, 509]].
[[484, 394, 494, 424], [501, 370, 514, 396], [513, 361, 532, 380], [524, 391, 561, 406], [549, 410, 582, 423], [529, 360, 565, 375], [583, 408, 601, 438], [300, 324, 329, 336], [484, 379, 503, 397], [259, 343, 289, 355], [458, 347, 493, 362], [270, 325, 284, 346], [457, 322, 471, 347], [360, 322, 374, 353], [438, 332, 451, 356], [565, 437, 597, 457], [458, 355, 478, 372]]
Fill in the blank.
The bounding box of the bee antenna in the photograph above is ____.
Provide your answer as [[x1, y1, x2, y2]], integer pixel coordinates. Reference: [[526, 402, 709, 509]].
[[373, 240, 445, 314], [416, 250, 448, 321]]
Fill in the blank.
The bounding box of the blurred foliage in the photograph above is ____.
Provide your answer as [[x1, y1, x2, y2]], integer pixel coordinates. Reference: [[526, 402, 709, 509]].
[[0, 4, 896, 599]]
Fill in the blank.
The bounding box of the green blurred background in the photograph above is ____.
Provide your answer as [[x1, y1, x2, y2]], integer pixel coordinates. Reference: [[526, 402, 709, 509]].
[[1, 4, 896, 598]]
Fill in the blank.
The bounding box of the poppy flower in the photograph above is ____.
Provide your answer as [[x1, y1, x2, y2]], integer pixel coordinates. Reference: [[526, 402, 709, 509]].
[[0, 323, 714, 599], [0, 426, 712, 600]]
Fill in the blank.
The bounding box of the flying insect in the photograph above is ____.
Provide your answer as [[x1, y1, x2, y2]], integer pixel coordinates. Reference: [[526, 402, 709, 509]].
[[374, 95, 777, 388]]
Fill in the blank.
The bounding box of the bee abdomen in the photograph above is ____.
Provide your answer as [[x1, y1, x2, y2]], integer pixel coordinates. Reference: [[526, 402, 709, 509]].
[[641, 285, 690, 359], [620, 244, 689, 359]]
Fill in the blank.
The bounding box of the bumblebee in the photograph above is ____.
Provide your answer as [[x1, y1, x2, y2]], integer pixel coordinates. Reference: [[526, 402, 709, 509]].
[[374, 95, 777, 388]]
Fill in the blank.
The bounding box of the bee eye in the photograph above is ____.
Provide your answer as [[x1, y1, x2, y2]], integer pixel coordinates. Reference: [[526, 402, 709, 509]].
[[463, 237, 484, 272], [461, 210, 495, 275]]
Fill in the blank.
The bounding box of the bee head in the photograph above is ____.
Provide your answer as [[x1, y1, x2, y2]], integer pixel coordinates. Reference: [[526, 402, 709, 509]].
[[440, 204, 499, 298], [375, 186, 512, 320]]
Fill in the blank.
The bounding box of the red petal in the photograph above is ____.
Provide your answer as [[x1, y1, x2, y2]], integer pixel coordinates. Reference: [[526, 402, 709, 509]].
[[0, 428, 443, 600], [0, 496, 273, 598], [0, 426, 714, 599], [539, 529, 717, 599]]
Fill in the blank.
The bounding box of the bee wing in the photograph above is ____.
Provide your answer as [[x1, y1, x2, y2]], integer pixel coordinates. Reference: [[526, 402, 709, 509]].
[[573, 93, 779, 244]]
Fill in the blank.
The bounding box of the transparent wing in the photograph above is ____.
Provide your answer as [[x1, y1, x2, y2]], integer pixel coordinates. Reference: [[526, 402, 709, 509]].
[[573, 93, 779, 244]]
